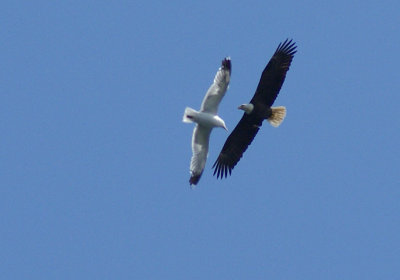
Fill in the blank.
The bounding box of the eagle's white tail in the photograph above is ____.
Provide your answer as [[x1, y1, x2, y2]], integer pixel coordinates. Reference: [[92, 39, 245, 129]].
[[182, 107, 198, 123], [267, 106, 286, 127]]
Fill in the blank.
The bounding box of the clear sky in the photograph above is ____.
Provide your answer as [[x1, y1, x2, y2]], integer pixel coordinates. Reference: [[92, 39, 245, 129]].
[[1, 0, 400, 279]]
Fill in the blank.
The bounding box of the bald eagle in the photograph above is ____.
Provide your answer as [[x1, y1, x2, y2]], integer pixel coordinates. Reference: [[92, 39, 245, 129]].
[[183, 57, 231, 185], [213, 39, 297, 179]]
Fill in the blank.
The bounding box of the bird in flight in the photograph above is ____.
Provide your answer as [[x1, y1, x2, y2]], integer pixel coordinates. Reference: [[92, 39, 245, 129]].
[[213, 39, 297, 179], [183, 57, 231, 186]]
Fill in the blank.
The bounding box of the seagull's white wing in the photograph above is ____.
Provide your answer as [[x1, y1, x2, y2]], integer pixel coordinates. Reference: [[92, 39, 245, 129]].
[[189, 125, 212, 185], [200, 57, 231, 115]]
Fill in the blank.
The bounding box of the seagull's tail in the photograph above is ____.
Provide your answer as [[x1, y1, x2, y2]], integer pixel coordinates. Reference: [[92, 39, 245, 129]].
[[182, 107, 197, 123], [267, 106, 286, 127]]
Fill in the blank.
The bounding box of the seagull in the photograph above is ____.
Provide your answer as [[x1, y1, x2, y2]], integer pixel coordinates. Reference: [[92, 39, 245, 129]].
[[183, 57, 231, 186]]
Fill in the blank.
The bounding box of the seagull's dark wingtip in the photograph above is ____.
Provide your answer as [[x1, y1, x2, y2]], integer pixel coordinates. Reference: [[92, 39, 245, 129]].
[[189, 174, 201, 186], [222, 57, 231, 72]]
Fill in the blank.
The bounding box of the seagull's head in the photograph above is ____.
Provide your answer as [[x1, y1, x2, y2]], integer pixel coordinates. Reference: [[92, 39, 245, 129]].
[[222, 122, 228, 131], [238, 103, 254, 114], [214, 116, 228, 131], [219, 119, 228, 131]]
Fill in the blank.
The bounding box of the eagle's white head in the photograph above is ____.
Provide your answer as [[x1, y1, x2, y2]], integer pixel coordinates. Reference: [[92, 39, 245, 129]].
[[238, 103, 254, 114]]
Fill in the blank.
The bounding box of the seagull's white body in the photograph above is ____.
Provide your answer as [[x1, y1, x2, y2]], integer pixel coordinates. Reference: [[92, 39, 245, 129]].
[[183, 57, 231, 186]]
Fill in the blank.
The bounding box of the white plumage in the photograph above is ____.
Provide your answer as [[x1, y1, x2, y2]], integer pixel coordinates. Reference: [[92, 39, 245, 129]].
[[182, 57, 231, 186]]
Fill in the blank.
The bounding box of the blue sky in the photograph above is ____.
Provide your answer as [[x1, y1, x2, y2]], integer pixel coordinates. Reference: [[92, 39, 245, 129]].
[[1, 0, 400, 279]]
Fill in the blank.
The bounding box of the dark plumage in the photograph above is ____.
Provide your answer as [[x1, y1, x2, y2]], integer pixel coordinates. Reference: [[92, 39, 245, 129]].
[[213, 39, 297, 179]]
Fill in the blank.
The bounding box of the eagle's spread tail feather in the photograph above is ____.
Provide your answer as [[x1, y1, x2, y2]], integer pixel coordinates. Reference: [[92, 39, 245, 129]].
[[182, 107, 197, 123], [267, 106, 286, 127]]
